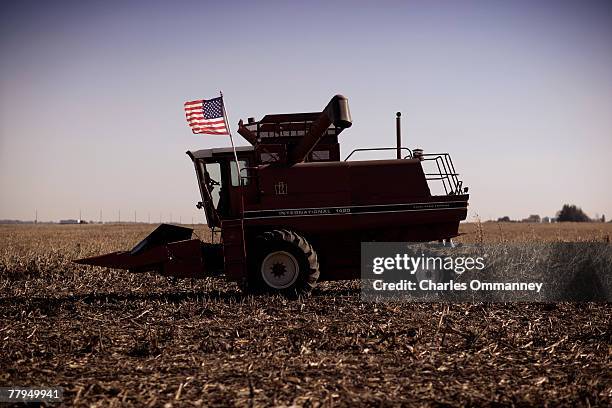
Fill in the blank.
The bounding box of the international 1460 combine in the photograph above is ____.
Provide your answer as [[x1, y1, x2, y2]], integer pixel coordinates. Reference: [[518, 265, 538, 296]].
[[75, 95, 469, 295]]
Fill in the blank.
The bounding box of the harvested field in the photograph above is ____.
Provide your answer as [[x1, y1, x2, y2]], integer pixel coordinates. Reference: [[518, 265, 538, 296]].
[[1, 223, 610, 407]]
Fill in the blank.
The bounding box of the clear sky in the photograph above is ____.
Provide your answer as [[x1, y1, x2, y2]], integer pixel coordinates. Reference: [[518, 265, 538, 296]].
[[1, 0, 611, 223]]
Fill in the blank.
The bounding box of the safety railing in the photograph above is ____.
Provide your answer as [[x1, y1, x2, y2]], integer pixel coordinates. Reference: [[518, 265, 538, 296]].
[[344, 147, 413, 161], [344, 147, 465, 196], [244, 121, 340, 139], [420, 153, 463, 195]]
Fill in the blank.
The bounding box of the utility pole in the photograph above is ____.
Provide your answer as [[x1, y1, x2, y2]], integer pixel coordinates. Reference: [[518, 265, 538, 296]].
[[118, 209, 121, 223], [99, 209, 102, 224], [35, 209, 38, 224], [134, 210, 137, 224]]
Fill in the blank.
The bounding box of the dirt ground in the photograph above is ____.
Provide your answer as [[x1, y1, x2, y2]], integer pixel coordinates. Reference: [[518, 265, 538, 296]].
[[0, 223, 610, 407]]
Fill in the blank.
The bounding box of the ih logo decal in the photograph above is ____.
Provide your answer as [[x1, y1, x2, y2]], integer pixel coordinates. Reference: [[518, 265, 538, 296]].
[[274, 181, 287, 195]]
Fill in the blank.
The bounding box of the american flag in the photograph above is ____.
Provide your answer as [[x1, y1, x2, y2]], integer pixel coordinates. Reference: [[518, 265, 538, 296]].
[[184, 97, 229, 135]]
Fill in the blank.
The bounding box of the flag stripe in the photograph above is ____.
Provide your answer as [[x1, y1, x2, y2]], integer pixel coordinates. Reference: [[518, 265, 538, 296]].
[[191, 128, 228, 134], [190, 122, 226, 127], [187, 117, 224, 123], [192, 127, 228, 132], [188, 119, 225, 126]]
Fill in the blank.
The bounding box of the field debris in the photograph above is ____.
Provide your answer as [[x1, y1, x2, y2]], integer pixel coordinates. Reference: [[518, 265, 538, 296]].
[[1, 224, 610, 407]]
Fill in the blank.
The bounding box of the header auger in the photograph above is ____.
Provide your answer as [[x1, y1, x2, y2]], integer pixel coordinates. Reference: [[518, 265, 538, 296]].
[[75, 95, 469, 295]]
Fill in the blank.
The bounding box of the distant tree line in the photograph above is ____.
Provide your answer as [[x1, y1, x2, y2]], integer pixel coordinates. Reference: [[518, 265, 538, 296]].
[[556, 204, 590, 222], [495, 204, 605, 223]]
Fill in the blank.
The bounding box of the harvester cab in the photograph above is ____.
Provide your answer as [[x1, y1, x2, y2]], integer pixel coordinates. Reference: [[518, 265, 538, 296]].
[[188, 146, 254, 225], [75, 95, 469, 296]]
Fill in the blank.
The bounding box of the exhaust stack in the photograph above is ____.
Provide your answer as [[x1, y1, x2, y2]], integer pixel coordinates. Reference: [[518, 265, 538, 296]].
[[396, 112, 402, 159]]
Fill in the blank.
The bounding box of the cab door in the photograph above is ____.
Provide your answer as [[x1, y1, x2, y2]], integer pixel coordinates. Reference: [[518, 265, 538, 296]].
[[227, 158, 251, 217], [193, 160, 221, 227]]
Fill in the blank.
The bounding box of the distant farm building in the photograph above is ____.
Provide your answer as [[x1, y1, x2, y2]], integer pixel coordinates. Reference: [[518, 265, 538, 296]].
[[59, 219, 88, 224]]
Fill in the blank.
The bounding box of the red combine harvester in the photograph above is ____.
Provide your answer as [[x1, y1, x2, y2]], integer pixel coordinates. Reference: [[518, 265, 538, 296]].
[[75, 95, 469, 295]]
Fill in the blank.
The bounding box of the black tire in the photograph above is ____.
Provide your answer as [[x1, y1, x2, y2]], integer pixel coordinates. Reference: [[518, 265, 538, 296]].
[[244, 229, 320, 296]]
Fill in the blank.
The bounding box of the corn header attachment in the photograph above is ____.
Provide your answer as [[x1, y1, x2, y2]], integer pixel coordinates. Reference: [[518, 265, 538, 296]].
[[75, 224, 222, 278]]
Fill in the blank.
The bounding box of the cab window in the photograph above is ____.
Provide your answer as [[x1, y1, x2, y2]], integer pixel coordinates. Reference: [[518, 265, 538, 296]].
[[202, 162, 222, 207], [230, 160, 249, 187]]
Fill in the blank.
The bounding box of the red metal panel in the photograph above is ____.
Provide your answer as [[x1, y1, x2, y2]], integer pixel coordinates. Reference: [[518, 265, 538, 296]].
[[160, 239, 206, 278], [348, 159, 431, 204], [252, 162, 351, 210], [221, 219, 247, 280]]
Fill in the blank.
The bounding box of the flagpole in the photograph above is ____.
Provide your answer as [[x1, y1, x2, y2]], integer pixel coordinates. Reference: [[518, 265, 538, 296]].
[[219, 91, 242, 183], [219, 91, 248, 265]]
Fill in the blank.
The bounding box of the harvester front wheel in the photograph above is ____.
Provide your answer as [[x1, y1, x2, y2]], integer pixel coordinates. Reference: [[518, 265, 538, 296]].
[[247, 230, 319, 296]]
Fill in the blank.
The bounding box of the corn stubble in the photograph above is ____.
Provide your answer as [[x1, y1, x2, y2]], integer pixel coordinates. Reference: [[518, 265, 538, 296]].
[[0, 223, 610, 407]]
